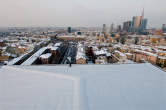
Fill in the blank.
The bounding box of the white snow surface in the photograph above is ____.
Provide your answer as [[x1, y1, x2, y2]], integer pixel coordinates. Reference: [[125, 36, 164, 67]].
[[7, 53, 27, 65], [158, 56, 166, 60], [40, 53, 52, 59], [51, 46, 58, 51], [54, 42, 62, 47], [115, 50, 126, 57], [21, 47, 48, 66], [94, 50, 107, 56], [0, 66, 79, 110], [76, 43, 86, 60], [0, 63, 166, 110], [135, 49, 157, 57]]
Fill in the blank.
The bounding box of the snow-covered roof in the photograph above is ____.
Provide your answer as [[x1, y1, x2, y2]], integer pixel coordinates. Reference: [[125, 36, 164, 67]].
[[1, 63, 166, 110], [94, 50, 107, 55], [58, 35, 76, 38], [113, 44, 121, 48], [135, 49, 157, 57], [95, 56, 107, 64], [36, 41, 44, 46], [40, 53, 52, 59], [106, 53, 111, 57], [21, 47, 48, 66], [76, 52, 86, 60], [76, 35, 86, 38], [51, 47, 58, 51], [0, 66, 78, 110], [54, 42, 62, 47], [0, 64, 166, 110], [8, 53, 27, 65], [76, 43, 86, 60], [156, 46, 166, 50], [125, 53, 133, 56], [114, 50, 126, 57], [158, 56, 166, 60]]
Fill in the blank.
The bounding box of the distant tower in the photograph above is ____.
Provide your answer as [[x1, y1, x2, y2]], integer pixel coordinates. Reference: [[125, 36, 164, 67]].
[[140, 8, 144, 28], [117, 25, 122, 32], [102, 24, 106, 33], [68, 27, 72, 33], [162, 24, 166, 32], [140, 8, 148, 32], [132, 16, 142, 32], [141, 19, 148, 31], [132, 8, 147, 33], [123, 21, 132, 32], [110, 23, 114, 33], [141, 8, 144, 19]]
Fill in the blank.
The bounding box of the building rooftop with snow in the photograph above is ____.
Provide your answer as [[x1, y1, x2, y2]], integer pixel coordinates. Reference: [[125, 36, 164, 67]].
[[0, 63, 166, 110]]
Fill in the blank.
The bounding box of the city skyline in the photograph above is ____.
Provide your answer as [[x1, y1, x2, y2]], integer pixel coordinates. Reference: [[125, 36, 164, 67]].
[[0, 0, 165, 28]]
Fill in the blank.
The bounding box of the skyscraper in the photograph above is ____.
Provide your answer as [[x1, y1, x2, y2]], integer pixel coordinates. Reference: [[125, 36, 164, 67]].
[[140, 19, 148, 32], [117, 25, 122, 32], [162, 24, 166, 32], [102, 24, 106, 33], [110, 23, 114, 33], [123, 21, 132, 32], [139, 8, 148, 32], [141, 8, 144, 20], [131, 9, 148, 33], [68, 27, 72, 33], [132, 16, 142, 32]]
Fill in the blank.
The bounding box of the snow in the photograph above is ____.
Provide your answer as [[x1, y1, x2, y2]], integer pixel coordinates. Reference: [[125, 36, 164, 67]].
[[106, 53, 111, 57], [113, 44, 121, 49], [21, 47, 48, 66], [135, 49, 157, 57], [36, 41, 43, 46], [51, 46, 58, 51], [5, 53, 17, 58], [10, 43, 16, 47], [115, 50, 126, 57], [125, 53, 132, 56], [58, 35, 85, 38], [153, 49, 166, 53], [40, 53, 52, 59], [156, 46, 166, 50], [1, 63, 166, 110], [8, 53, 27, 65], [76, 35, 86, 38], [0, 66, 79, 110], [94, 50, 107, 56], [158, 56, 166, 60], [76, 43, 86, 60], [54, 42, 62, 47], [116, 59, 135, 64], [95, 58, 107, 64], [58, 35, 75, 38], [76, 52, 86, 60]]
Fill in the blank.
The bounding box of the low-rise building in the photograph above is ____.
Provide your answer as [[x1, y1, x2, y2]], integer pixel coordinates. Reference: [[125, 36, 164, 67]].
[[40, 53, 52, 64]]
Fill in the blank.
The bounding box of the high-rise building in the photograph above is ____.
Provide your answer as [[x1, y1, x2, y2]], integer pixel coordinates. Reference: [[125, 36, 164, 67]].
[[123, 21, 132, 32], [102, 24, 106, 33], [139, 9, 148, 32], [110, 23, 114, 33], [131, 9, 148, 33], [117, 25, 122, 32], [68, 27, 72, 33], [132, 16, 142, 32], [162, 24, 166, 32], [140, 19, 148, 32], [123, 22, 128, 31]]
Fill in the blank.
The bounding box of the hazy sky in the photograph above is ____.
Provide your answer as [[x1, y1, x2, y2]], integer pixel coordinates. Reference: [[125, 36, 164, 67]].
[[0, 0, 165, 28]]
